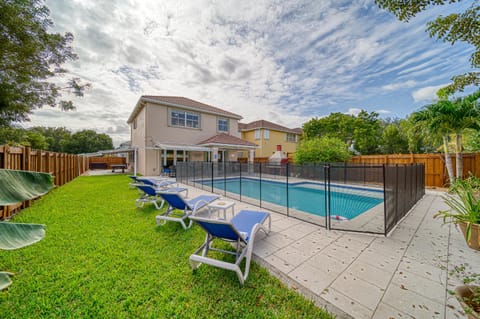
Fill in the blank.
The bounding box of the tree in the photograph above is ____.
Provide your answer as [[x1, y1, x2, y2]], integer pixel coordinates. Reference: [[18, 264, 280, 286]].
[[464, 128, 480, 152], [301, 111, 382, 155], [447, 90, 480, 178], [380, 121, 409, 154], [294, 137, 351, 164], [302, 113, 355, 142], [352, 111, 382, 154], [375, 0, 480, 96], [62, 130, 113, 154], [411, 100, 458, 182], [0, 0, 89, 126], [29, 126, 71, 152]]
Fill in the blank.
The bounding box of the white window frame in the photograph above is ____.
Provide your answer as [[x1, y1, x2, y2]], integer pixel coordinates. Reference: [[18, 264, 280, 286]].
[[170, 109, 200, 129], [285, 133, 296, 142], [264, 129, 270, 140], [217, 117, 229, 133], [254, 129, 261, 140]]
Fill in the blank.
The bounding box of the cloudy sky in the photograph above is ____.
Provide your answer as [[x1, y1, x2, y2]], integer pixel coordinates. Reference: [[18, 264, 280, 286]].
[[27, 0, 473, 146]]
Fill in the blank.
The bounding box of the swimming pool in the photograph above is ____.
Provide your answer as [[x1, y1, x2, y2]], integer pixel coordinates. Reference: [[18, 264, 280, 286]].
[[201, 178, 383, 220]]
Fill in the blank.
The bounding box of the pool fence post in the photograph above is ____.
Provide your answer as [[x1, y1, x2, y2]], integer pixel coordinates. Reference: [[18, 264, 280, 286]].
[[286, 162, 289, 217], [239, 161, 242, 201], [383, 164, 387, 236], [223, 160, 226, 197], [324, 164, 330, 230], [211, 162, 214, 193], [259, 162, 262, 208]]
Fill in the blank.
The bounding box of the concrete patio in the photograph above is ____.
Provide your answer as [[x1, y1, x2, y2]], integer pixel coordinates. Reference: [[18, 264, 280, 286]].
[[185, 186, 480, 318]]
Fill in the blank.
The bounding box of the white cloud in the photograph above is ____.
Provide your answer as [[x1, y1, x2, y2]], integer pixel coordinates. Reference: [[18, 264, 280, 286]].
[[345, 108, 362, 116], [412, 84, 446, 102], [382, 80, 417, 91], [376, 109, 391, 114]]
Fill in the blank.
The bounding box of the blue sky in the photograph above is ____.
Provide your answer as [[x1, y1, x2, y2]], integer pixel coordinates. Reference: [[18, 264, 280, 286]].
[[27, 0, 474, 146]]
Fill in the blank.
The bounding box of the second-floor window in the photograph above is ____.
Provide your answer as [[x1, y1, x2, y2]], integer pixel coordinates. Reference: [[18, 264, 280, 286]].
[[286, 133, 296, 142], [218, 117, 229, 132], [170, 110, 200, 128], [254, 129, 261, 140], [264, 129, 270, 139]]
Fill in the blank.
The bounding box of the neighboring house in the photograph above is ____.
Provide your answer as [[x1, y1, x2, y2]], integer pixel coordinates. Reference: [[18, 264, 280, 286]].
[[127, 96, 258, 176], [238, 120, 302, 158]]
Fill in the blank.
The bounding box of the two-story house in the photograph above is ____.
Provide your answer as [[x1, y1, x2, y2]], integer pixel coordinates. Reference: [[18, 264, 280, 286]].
[[238, 120, 302, 159], [127, 96, 258, 176]]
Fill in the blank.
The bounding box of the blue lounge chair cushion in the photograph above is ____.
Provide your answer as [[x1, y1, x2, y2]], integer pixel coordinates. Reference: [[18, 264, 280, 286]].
[[193, 210, 269, 242], [159, 193, 217, 210], [231, 210, 269, 241], [187, 195, 219, 210]]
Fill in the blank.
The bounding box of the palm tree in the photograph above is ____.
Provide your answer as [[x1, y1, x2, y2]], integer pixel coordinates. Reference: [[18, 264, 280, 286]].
[[412, 90, 480, 184], [449, 91, 480, 179], [411, 101, 456, 183]]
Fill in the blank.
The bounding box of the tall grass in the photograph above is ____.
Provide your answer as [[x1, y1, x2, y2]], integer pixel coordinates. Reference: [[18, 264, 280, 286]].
[[0, 175, 333, 319]]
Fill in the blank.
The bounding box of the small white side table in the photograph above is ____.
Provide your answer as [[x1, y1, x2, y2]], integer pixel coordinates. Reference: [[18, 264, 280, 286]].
[[207, 200, 235, 219]]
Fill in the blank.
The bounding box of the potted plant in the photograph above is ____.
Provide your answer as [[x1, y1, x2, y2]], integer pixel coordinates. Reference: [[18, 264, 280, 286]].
[[434, 179, 480, 250], [451, 264, 480, 318]]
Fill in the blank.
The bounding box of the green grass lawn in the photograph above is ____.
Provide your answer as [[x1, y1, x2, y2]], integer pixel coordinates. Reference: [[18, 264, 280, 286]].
[[0, 175, 334, 319]]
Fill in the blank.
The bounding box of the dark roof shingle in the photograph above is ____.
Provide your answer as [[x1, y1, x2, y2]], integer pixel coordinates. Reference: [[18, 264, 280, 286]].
[[142, 96, 242, 119], [197, 133, 258, 147]]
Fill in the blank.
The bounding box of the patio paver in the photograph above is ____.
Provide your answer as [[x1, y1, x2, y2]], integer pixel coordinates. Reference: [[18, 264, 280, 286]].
[[185, 186, 480, 318]]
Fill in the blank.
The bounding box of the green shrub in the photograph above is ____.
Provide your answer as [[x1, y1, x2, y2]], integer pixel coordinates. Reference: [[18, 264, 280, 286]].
[[294, 136, 351, 164]]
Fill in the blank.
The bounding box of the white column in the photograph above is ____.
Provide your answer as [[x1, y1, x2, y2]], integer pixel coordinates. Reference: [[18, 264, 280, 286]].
[[183, 150, 186, 162], [212, 147, 219, 163], [249, 149, 255, 163], [163, 149, 167, 166], [173, 150, 177, 165]]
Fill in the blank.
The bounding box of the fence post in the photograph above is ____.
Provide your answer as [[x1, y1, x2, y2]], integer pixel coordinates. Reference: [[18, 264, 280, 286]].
[[286, 163, 289, 217], [259, 163, 262, 208], [3, 144, 10, 169], [383, 164, 387, 236]]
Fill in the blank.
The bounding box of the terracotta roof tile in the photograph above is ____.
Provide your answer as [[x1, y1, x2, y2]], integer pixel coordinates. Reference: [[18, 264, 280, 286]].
[[197, 133, 258, 147], [238, 120, 302, 134], [141, 96, 242, 119]]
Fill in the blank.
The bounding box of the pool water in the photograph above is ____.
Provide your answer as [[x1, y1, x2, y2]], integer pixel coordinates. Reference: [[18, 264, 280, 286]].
[[202, 178, 383, 220]]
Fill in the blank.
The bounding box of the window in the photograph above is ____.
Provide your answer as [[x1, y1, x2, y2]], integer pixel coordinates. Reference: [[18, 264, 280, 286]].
[[264, 129, 270, 139], [170, 109, 199, 128], [217, 117, 229, 132], [254, 129, 261, 140], [286, 133, 296, 142]]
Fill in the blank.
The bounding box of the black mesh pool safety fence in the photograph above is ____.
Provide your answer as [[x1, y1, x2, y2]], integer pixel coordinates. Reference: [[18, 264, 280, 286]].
[[176, 162, 425, 235]]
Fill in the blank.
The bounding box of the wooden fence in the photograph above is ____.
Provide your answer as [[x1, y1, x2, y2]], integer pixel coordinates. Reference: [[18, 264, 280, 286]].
[[88, 156, 126, 169], [1, 145, 89, 219], [240, 152, 480, 188], [351, 153, 480, 188]]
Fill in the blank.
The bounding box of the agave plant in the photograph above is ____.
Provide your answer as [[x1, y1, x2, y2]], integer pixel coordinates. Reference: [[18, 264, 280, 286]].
[[435, 181, 480, 240]]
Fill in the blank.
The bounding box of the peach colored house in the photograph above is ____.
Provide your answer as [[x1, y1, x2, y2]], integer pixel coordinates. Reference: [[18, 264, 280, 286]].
[[238, 120, 302, 158], [127, 96, 257, 175]]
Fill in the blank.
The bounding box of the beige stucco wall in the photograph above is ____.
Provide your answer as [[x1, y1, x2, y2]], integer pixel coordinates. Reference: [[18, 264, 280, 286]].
[[144, 102, 240, 145], [129, 101, 243, 174], [241, 129, 299, 158], [130, 106, 147, 175]]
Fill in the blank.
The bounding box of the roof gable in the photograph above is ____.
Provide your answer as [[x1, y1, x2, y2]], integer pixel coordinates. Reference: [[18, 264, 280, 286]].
[[197, 133, 258, 148], [128, 96, 242, 123], [238, 120, 302, 134]]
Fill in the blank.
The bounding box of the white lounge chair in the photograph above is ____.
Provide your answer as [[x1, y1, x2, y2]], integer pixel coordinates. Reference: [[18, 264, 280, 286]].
[[155, 192, 219, 229], [135, 184, 187, 210], [189, 210, 271, 285]]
